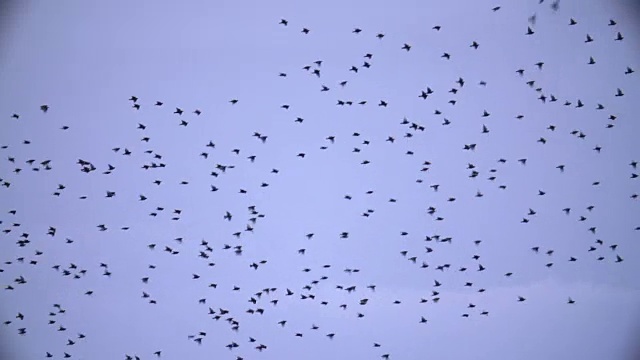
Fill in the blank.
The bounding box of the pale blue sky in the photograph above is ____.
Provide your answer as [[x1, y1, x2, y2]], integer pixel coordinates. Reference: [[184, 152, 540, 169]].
[[1, 0, 639, 359]]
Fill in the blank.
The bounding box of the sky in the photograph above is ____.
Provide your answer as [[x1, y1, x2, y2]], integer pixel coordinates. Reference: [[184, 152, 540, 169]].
[[0, 0, 639, 359]]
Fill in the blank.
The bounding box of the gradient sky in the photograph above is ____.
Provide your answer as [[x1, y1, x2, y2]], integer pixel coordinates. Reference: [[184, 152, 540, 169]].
[[1, 0, 639, 359]]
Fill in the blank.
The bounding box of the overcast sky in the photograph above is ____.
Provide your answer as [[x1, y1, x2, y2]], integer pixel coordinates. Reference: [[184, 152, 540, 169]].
[[1, 0, 639, 359]]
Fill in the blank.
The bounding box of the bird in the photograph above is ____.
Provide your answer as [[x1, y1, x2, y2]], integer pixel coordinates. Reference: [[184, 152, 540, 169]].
[[0, 9, 635, 360]]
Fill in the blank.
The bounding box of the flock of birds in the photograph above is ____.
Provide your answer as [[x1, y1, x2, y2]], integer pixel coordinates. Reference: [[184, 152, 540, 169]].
[[1, 1, 638, 359]]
